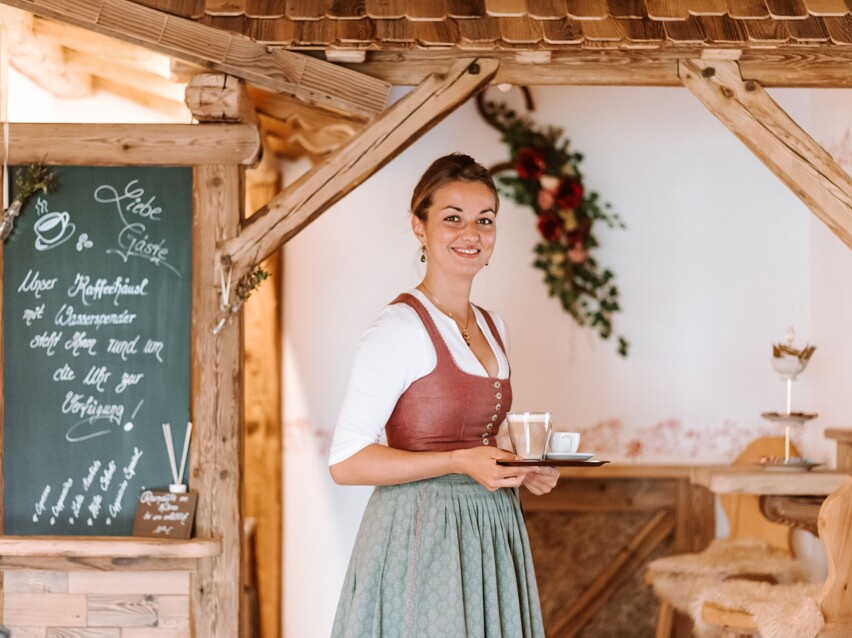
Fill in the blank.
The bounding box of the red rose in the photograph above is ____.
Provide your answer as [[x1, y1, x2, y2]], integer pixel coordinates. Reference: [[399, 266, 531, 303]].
[[555, 177, 584, 209], [515, 147, 546, 180], [537, 213, 562, 242]]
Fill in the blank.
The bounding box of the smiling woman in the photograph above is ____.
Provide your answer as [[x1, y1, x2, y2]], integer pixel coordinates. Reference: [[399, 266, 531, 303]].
[[327, 154, 558, 637]]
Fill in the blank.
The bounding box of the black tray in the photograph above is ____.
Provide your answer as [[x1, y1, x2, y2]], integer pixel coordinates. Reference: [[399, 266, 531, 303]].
[[497, 459, 610, 467]]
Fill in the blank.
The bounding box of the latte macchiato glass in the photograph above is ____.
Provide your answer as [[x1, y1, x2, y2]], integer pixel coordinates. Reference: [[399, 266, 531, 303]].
[[506, 411, 552, 460]]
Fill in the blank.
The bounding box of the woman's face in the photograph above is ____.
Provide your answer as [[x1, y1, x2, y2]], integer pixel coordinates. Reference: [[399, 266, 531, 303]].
[[412, 179, 497, 280]]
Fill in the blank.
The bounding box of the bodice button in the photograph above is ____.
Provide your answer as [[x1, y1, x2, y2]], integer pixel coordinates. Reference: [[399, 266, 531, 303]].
[[494, 381, 501, 388]]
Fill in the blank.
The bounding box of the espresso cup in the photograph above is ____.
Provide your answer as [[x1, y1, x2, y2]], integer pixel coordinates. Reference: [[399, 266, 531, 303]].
[[506, 411, 552, 460], [549, 431, 581, 454], [34, 211, 70, 244]]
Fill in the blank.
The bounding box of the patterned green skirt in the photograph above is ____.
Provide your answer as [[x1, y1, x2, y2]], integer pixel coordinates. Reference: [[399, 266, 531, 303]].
[[331, 474, 545, 638]]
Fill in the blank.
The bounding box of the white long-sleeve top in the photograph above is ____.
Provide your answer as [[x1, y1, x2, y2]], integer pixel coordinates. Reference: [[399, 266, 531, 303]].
[[328, 289, 510, 466]]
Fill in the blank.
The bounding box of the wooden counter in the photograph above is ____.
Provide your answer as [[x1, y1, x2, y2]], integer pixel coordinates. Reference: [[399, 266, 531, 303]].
[[522, 464, 714, 638]]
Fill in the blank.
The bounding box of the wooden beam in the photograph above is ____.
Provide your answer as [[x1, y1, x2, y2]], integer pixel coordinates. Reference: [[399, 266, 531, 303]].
[[219, 57, 499, 281], [91, 76, 189, 119], [0, 123, 260, 165], [0, 0, 391, 119], [185, 73, 257, 124], [247, 84, 366, 129], [191, 164, 244, 638], [680, 59, 852, 249], [1, 5, 92, 98], [65, 48, 185, 102], [549, 509, 674, 637], [32, 15, 172, 78], [336, 49, 852, 88]]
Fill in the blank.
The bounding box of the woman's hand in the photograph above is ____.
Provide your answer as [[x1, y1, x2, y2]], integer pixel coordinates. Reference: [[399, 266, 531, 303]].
[[452, 446, 534, 492], [521, 466, 560, 495]]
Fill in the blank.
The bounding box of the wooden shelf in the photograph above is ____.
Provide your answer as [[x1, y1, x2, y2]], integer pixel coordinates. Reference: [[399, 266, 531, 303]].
[[0, 536, 220, 571]]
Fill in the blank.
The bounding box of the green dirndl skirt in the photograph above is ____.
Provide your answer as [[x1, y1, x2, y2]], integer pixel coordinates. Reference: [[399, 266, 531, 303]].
[[331, 474, 545, 638]]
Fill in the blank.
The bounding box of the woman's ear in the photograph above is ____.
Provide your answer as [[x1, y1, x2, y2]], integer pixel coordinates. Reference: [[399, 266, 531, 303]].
[[411, 214, 426, 244]]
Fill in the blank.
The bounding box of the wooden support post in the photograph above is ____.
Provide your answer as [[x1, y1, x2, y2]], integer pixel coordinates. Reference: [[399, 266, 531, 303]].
[[191, 164, 244, 638], [219, 57, 499, 283], [242, 153, 283, 638], [679, 60, 852, 250], [549, 509, 674, 638], [0, 0, 390, 120]]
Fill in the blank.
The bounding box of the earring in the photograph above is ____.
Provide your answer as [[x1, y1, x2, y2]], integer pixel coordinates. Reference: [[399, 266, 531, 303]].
[[420, 245, 426, 263]]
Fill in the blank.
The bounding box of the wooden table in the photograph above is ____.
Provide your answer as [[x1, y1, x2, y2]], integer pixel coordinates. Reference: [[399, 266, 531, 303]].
[[690, 466, 848, 495], [690, 466, 849, 534]]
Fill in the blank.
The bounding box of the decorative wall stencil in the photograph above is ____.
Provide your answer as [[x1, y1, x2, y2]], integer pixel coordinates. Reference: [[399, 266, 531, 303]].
[[284, 418, 332, 456], [577, 418, 796, 462]]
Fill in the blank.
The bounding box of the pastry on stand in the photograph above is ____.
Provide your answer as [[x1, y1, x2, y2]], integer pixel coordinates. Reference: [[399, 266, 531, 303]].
[[758, 329, 818, 471]]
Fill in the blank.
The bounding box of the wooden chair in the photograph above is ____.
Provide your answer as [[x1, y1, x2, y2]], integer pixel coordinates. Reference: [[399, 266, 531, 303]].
[[647, 437, 806, 637], [700, 476, 852, 638]]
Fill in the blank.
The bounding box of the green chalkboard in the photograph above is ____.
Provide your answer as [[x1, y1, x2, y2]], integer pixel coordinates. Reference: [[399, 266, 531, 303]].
[[3, 166, 192, 535]]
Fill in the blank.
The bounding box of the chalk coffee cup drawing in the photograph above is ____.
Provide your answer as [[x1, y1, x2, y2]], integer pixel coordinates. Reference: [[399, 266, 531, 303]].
[[506, 411, 552, 460], [34, 210, 75, 250], [549, 432, 581, 454]]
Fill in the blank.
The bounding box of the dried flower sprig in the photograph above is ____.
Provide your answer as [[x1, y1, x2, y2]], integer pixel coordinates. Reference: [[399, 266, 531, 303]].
[[212, 264, 271, 335], [1, 163, 56, 241]]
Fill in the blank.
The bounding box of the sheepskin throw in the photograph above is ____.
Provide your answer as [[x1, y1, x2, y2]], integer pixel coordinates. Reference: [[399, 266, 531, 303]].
[[693, 581, 823, 638], [647, 539, 809, 616]]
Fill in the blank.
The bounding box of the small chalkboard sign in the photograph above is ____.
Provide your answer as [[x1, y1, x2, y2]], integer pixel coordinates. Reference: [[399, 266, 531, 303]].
[[132, 490, 197, 539]]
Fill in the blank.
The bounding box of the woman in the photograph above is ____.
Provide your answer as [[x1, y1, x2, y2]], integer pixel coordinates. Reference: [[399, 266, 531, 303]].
[[329, 153, 559, 637]]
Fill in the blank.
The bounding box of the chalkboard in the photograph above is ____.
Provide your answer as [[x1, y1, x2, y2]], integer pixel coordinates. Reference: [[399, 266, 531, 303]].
[[3, 166, 192, 535]]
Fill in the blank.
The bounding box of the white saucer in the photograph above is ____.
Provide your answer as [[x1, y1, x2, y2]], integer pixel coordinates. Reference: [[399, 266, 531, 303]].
[[546, 452, 594, 461]]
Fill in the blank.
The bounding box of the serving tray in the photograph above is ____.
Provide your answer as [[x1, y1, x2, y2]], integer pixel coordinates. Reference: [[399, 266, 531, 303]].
[[497, 459, 610, 467]]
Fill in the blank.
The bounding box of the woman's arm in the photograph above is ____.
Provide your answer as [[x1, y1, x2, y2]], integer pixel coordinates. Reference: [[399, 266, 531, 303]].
[[330, 443, 533, 492]]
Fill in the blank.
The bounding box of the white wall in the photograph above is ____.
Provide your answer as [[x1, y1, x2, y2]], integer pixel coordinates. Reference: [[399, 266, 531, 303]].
[[282, 85, 852, 636]]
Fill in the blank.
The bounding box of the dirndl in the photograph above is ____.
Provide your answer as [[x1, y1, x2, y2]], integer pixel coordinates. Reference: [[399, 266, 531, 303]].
[[331, 474, 545, 638]]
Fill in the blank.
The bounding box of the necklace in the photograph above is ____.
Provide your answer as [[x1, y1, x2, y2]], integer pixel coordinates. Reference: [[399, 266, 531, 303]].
[[420, 284, 472, 347]]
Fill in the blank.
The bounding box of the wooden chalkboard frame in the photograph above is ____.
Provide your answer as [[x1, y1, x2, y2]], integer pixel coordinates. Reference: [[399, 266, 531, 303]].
[[0, 121, 260, 638]]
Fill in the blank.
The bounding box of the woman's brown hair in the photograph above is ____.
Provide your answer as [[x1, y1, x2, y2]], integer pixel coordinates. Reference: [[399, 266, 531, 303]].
[[410, 153, 499, 221]]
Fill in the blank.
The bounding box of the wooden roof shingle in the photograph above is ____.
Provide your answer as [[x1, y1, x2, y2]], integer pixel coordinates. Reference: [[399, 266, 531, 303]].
[[134, 0, 850, 50]]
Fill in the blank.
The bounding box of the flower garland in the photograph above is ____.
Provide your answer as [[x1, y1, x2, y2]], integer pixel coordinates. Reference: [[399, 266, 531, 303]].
[[478, 97, 628, 357]]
